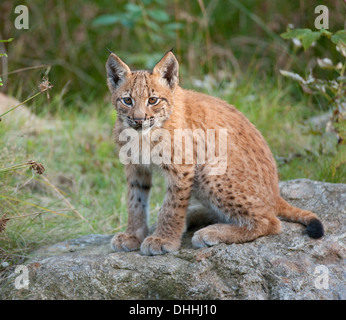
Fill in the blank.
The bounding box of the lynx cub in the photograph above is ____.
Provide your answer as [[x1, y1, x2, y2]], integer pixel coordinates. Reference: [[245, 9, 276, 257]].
[[106, 50, 324, 255]]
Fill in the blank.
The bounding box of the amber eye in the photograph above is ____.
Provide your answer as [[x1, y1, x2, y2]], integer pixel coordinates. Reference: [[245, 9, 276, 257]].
[[148, 97, 158, 105], [122, 97, 133, 106]]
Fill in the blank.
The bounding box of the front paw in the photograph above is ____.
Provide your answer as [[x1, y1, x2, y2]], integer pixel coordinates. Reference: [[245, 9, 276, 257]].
[[110, 232, 142, 252], [140, 236, 180, 255]]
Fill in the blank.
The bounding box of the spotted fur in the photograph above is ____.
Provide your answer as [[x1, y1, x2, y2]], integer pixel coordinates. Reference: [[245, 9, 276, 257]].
[[106, 51, 324, 255]]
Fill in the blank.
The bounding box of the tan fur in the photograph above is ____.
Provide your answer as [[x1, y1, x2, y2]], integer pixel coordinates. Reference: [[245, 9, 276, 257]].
[[106, 51, 323, 255]]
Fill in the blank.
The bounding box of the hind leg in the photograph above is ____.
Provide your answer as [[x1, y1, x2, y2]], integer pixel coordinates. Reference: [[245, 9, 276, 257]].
[[192, 210, 281, 248]]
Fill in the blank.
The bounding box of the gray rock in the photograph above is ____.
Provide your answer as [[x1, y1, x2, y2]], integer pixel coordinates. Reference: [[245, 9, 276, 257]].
[[1, 179, 345, 300]]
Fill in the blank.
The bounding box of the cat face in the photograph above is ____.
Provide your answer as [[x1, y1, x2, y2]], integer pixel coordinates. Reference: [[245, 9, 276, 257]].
[[106, 51, 179, 132]]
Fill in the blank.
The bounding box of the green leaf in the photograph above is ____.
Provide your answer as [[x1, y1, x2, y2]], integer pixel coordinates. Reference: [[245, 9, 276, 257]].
[[92, 14, 122, 26], [331, 30, 346, 46], [281, 28, 311, 40], [147, 9, 169, 22], [119, 14, 136, 28], [281, 28, 321, 50], [125, 3, 142, 15], [164, 22, 184, 31], [0, 53, 8, 58], [301, 31, 321, 50], [319, 29, 332, 38], [0, 38, 14, 43]]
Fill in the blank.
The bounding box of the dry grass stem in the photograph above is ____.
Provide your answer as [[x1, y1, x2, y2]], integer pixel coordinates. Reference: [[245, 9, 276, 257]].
[[40, 175, 87, 221], [0, 77, 53, 120]]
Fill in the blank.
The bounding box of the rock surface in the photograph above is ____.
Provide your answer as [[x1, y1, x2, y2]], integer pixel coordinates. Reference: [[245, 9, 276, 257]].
[[0, 93, 43, 128], [0, 93, 59, 132], [1, 179, 345, 300]]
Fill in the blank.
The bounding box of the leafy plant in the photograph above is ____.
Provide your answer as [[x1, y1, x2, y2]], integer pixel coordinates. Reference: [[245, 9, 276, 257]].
[[280, 27, 346, 176], [92, 1, 182, 37], [92, 1, 183, 68]]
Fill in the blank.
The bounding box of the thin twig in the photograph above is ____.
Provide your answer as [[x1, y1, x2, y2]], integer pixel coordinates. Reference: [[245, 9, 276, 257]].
[[0, 195, 71, 218], [0, 64, 50, 77], [0, 90, 44, 119], [0, 162, 31, 173], [0, 78, 53, 119]]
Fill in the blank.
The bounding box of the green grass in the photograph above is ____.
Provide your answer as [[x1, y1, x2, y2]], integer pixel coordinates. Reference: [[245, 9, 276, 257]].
[[0, 73, 344, 270], [0, 102, 166, 264]]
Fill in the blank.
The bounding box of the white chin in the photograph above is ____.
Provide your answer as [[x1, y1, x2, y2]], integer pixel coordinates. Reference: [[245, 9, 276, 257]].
[[141, 125, 154, 135]]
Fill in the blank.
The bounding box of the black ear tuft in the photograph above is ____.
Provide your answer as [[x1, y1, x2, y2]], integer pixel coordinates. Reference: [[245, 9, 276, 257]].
[[306, 218, 324, 239]]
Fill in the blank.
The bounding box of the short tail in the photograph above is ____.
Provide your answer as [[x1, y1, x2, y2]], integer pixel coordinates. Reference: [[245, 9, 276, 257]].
[[277, 197, 324, 239]]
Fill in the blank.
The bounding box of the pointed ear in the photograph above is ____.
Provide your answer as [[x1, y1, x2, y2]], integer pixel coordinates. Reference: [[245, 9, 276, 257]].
[[153, 51, 179, 89], [106, 53, 131, 90]]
